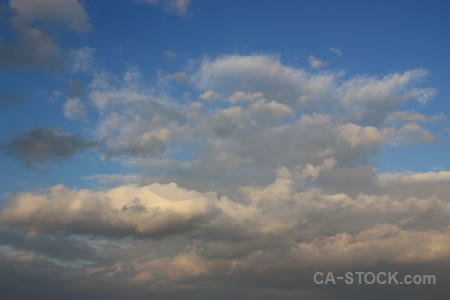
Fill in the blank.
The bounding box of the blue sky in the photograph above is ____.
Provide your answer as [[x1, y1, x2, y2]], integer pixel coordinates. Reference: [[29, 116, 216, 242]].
[[0, 0, 449, 299]]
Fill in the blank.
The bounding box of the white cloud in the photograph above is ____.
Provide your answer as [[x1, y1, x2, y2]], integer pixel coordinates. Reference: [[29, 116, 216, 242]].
[[0, 183, 213, 237], [307, 55, 326, 69], [69, 47, 96, 73], [329, 47, 343, 56]]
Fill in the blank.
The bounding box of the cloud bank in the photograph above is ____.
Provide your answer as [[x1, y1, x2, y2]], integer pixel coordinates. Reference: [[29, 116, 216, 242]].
[[0, 53, 448, 299]]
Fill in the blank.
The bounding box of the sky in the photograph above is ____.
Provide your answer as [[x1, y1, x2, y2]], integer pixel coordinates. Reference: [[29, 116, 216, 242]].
[[0, 0, 449, 299]]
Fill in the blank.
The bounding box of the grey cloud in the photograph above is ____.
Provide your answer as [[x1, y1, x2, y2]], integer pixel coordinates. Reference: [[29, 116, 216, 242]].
[[0, 18, 65, 70], [0, 169, 449, 298], [0, 228, 98, 262], [0, 91, 27, 110], [1, 126, 98, 168], [10, 0, 90, 33], [1, 54, 445, 298], [0, 0, 90, 70]]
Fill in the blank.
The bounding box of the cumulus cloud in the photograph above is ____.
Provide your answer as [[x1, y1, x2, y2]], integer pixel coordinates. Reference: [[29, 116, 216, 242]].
[[1, 127, 98, 168], [0, 168, 449, 296], [74, 55, 441, 192], [0, 183, 214, 238], [194, 55, 434, 127], [1, 53, 447, 298]]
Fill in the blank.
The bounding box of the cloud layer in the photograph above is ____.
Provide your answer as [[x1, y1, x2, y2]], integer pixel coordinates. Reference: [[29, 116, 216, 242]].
[[0, 52, 448, 298]]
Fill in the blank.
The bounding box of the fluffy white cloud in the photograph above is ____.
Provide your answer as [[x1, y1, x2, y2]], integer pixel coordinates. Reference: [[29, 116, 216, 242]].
[[0, 183, 213, 237]]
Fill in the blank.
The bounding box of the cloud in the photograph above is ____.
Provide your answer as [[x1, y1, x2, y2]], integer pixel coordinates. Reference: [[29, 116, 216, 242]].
[[74, 55, 440, 193], [0, 183, 214, 238], [0, 19, 65, 70], [384, 110, 444, 124], [307, 55, 326, 68], [0, 228, 98, 262], [0, 0, 90, 70], [136, 0, 191, 17], [10, 0, 90, 33], [335, 123, 396, 149], [0, 91, 27, 110], [63, 97, 88, 121], [165, 0, 190, 16], [0, 169, 449, 297], [87, 68, 189, 160], [1, 53, 446, 298], [168, 72, 190, 84], [199, 90, 219, 101], [229, 91, 264, 104], [329, 47, 343, 56], [69, 47, 96, 73], [249, 99, 294, 119], [1, 127, 98, 168]]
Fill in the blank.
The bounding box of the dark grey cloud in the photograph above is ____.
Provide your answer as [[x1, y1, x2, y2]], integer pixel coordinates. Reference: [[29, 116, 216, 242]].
[[0, 91, 27, 110], [0, 228, 98, 262], [0, 18, 65, 71], [0, 0, 90, 71], [1, 126, 99, 168]]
